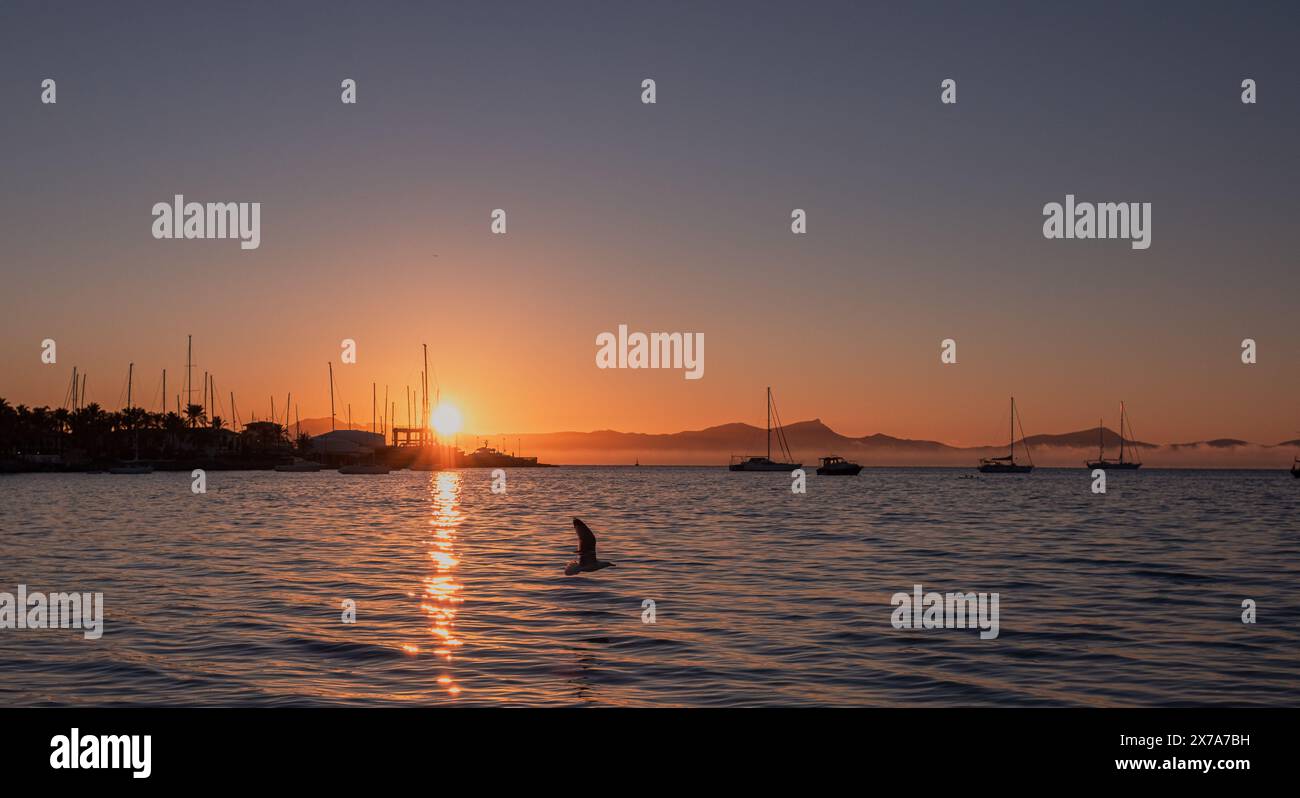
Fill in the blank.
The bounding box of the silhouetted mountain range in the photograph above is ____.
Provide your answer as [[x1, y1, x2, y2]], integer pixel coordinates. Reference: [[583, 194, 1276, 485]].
[[1169, 438, 1252, 449], [292, 416, 1299, 467], [509, 419, 1297, 467]]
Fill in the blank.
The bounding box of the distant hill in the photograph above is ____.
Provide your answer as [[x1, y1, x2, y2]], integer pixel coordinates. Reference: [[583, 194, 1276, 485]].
[[462, 420, 1290, 467], [1020, 427, 1154, 450], [286, 415, 1295, 467], [1169, 438, 1251, 449], [483, 420, 1157, 462]]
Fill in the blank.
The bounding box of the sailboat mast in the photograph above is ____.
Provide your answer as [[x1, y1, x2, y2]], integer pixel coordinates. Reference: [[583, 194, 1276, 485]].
[[328, 361, 336, 432], [1119, 402, 1126, 463], [126, 362, 133, 410], [1010, 397, 1015, 460], [372, 382, 376, 435], [766, 386, 772, 460]]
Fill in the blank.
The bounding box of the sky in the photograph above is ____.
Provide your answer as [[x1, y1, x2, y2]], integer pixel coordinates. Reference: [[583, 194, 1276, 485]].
[[1, 1, 1298, 446]]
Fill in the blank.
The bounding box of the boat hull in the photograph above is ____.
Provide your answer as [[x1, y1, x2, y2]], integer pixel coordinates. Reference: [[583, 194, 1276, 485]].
[[977, 463, 1033, 474], [1292, 467, 1300, 478], [817, 464, 863, 475], [729, 460, 802, 472], [1085, 461, 1141, 470]]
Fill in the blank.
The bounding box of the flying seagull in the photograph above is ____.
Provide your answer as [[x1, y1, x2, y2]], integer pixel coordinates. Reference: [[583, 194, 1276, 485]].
[[565, 517, 616, 575]]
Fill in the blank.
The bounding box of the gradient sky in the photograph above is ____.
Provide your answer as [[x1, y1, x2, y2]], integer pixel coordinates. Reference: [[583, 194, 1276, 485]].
[[2, 1, 1298, 445]]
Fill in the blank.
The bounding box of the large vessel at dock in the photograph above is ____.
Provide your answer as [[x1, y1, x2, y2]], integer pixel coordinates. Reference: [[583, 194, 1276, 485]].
[[458, 443, 542, 468]]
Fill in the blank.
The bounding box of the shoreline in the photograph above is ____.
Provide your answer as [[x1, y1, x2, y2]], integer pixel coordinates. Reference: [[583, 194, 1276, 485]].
[[2, 464, 1294, 473]]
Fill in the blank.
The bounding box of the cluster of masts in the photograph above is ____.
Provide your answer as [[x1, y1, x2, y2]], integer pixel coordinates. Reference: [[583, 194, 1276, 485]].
[[62, 335, 442, 444], [349, 343, 441, 447], [63, 335, 296, 435], [324, 340, 430, 439]]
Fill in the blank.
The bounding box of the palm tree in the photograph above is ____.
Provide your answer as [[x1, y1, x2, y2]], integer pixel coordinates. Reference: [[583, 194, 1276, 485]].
[[29, 406, 57, 453], [51, 407, 71, 437], [184, 403, 207, 429], [0, 398, 15, 454], [67, 403, 112, 455], [120, 406, 149, 431], [162, 411, 186, 452]]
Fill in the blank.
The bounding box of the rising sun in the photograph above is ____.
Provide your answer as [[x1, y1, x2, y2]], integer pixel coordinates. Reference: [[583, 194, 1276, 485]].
[[431, 402, 463, 437]]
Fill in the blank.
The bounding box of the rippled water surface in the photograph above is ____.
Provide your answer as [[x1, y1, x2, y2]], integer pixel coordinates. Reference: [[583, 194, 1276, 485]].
[[1, 468, 1297, 706]]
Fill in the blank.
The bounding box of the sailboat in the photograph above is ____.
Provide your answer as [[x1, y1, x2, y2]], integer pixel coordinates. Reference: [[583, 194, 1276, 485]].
[[1085, 401, 1142, 470], [110, 362, 154, 474], [978, 396, 1034, 474], [729, 387, 802, 471], [1291, 458, 1299, 478]]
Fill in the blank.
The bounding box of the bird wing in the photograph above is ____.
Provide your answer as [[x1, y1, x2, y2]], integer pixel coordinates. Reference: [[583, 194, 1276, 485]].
[[573, 517, 597, 554]]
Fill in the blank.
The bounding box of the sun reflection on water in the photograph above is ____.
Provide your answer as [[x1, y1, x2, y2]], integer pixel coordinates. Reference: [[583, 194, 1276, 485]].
[[422, 471, 464, 696]]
